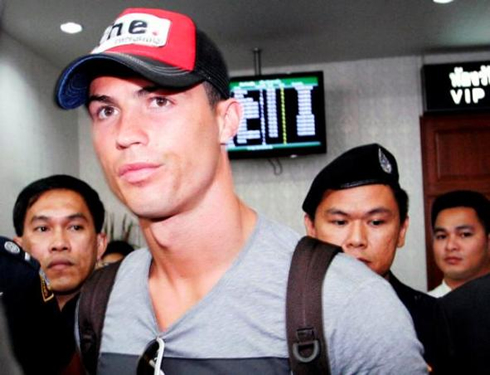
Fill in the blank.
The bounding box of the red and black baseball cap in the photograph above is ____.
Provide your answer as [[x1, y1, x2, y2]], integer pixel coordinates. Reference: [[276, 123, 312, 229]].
[[56, 8, 230, 110]]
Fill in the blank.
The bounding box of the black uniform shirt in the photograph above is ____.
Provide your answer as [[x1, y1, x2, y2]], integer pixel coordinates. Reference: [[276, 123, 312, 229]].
[[0, 236, 75, 375]]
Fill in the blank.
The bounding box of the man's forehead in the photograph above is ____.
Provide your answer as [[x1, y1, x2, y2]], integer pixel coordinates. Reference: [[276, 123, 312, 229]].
[[321, 184, 397, 202], [88, 75, 193, 97], [436, 207, 481, 225], [317, 185, 399, 214], [89, 75, 152, 93], [27, 190, 92, 218]]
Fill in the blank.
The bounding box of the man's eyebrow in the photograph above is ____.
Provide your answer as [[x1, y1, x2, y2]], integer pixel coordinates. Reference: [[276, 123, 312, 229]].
[[324, 208, 348, 216], [366, 207, 393, 216], [29, 215, 49, 223], [29, 213, 89, 223], [140, 85, 162, 94], [138, 85, 182, 97], [87, 94, 112, 106], [67, 213, 89, 222], [433, 224, 474, 233], [455, 224, 475, 231]]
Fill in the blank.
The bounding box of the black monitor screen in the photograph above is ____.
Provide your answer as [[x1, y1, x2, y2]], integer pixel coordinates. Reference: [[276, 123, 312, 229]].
[[227, 71, 326, 159]]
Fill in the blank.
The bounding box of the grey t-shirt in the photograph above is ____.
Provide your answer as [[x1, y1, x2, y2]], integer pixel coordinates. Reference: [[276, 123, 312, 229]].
[[97, 215, 427, 374]]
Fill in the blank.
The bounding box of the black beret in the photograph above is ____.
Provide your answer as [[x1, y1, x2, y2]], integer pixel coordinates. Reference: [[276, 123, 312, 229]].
[[303, 143, 400, 217]]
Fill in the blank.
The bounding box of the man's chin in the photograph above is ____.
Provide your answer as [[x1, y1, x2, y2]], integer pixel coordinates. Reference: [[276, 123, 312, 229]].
[[52, 284, 81, 297]]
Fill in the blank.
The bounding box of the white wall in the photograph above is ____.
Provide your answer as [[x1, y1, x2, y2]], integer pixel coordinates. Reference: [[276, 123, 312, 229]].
[[230, 56, 427, 290], [0, 32, 79, 237]]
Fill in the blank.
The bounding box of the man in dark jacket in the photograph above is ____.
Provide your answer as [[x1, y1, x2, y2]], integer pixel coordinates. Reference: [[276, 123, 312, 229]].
[[0, 236, 83, 374], [434, 272, 490, 374], [303, 143, 437, 370]]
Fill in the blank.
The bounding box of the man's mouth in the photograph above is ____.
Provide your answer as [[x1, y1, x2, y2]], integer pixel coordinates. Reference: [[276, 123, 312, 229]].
[[47, 259, 73, 271], [118, 162, 160, 183], [444, 256, 462, 265]]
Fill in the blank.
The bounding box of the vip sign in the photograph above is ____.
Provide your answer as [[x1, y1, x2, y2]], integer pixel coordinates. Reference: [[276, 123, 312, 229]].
[[423, 61, 490, 113], [449, 66, 490, 105]]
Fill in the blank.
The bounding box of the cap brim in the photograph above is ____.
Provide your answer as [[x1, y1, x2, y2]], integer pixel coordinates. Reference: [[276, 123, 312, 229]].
[[55, 53, 204, 109]]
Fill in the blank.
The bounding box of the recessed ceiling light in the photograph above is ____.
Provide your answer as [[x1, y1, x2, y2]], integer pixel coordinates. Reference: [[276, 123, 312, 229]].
[[433, 0, 454, 4], [60, 22, 83, 34]]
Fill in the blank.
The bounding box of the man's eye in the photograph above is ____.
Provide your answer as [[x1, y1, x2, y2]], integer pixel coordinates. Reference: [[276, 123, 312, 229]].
[[331, 220, 347, 226], [34, 226, 49, 232], [150, 97, 170, 108], [460, 232, 473, 238], [435, 234, 446, 240], [97, 106, 117, 119], [370, 220, 385, 226], [69, 224, 84, 231]]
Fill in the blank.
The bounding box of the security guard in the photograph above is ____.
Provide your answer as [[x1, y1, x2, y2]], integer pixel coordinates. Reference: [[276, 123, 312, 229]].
[[0, 236, 81, 374], [302, 143, 438, 371]]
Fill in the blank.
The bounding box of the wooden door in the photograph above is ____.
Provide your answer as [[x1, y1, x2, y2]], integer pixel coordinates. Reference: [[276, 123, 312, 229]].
[[420, 113, 490, 290]]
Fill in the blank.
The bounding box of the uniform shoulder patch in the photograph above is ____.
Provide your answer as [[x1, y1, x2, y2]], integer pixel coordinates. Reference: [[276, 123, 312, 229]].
[[39, 269, 55, 303]]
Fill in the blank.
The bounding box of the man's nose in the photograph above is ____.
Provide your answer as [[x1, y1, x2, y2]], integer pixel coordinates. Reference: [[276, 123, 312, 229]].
[[345, 222, 367, 250], [445, 234, 459, 252], [50, 229, 70, 252], [115, 110, 149, 149]]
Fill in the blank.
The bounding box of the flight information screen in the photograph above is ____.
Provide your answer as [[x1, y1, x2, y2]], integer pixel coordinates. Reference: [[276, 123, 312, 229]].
[[227, 71, 326, 159]]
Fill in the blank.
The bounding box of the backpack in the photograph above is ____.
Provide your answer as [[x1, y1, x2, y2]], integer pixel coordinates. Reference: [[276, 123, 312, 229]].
[[78, 236, 340, 374]]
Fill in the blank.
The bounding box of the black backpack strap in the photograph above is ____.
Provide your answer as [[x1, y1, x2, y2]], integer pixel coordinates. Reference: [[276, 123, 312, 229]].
[[286, 236, 341, 375], [78, 261, 122, 374]]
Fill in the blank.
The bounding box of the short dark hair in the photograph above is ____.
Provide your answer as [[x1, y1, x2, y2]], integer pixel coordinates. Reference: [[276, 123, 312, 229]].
[[203, 81, 225, 108], [394, 187, 409, 224], [13, 175, 105, 236], [103, 240, 135, 258], [431, 190, 490, 234]]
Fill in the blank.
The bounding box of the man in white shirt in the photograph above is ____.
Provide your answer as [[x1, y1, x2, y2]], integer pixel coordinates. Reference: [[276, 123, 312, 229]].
[[428, 190, 490, 297]]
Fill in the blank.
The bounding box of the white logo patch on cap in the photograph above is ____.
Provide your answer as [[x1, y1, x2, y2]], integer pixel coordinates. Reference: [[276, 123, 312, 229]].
[[4, 240, 20, 255], [378, 148, 392, 174], [93, 13, 171, 53]]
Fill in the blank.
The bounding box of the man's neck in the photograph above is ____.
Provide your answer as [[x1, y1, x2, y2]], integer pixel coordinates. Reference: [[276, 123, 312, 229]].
[[141, 190, 256, 330], [139, 161, 257, 280]]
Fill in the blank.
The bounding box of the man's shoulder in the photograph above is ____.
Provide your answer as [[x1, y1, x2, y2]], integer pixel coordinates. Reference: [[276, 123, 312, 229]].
[[0, 237, 40, 287], [320, 255, 427, 373], [251, 215, 301, 254], [320, 253, 407, 314], [257, 215, 301, 241], [325, 253, 390, 292], [441, 273, 490, 309], [389, 273, 436, 307]]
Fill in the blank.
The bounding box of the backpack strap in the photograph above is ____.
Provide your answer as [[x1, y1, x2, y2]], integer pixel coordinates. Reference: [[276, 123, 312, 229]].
[[78, 261, 122, 375], [286, 236, 341, 375]]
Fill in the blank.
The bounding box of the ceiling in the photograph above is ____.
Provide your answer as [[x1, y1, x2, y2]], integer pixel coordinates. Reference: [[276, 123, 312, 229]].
[[1, 0, 490, 72]]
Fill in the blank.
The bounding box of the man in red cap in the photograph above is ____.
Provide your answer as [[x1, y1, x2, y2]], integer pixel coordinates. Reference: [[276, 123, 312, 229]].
[[55, 8, 426, 374]]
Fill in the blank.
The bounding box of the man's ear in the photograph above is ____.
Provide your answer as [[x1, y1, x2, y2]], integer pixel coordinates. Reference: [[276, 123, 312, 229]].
[[304, 214, 317, 237], [397, 216, 410, 248], [96, 233, 108, 261], [217, 98, 242, 144], [13, 236, 23, 248]]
